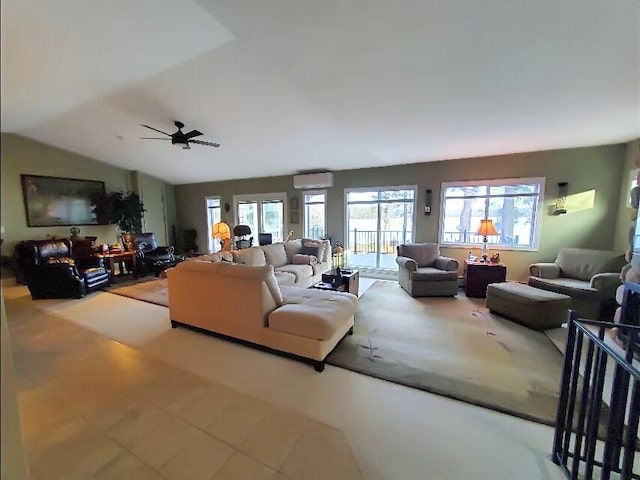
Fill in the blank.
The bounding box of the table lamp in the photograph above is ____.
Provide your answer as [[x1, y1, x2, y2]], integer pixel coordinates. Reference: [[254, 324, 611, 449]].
[[475, 219, 499, 262], [212, 221, 231, 251]]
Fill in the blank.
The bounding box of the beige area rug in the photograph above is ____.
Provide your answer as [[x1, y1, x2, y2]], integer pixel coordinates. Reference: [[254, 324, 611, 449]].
[[107, 277, 566, 424], [107, 278, 168, 307], [327, 281, 566, 425]]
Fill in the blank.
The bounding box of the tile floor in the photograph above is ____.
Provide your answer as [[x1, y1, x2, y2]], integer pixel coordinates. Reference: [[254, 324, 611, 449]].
[[3, 278, 566, 480]]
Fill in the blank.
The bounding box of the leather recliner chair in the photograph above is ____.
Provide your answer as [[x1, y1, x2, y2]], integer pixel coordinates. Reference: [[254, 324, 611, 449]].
[[124, 233, 174, 275], [18, 239, 111, 299]]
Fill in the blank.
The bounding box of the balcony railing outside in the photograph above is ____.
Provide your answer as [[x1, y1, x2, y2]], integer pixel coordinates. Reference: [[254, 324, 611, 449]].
[[349, 229, 413, 254], [441, 230, 520, 245], [552, 284, 640, 480]]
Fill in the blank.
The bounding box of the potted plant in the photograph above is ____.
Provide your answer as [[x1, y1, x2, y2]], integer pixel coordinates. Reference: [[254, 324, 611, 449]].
[[91, 191, 146, 245]]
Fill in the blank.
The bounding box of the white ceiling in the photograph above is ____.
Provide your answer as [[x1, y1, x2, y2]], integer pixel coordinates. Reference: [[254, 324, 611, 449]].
[[2, 0, 639, 185]]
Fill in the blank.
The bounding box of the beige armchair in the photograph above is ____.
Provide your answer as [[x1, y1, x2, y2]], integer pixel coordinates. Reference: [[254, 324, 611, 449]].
[[528, 248, 626, 320], [396, 243, 459, 297]]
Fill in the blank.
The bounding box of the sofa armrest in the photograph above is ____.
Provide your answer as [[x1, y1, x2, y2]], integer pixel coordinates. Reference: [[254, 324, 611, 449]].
[[434, 256, 459, 272], [396, 256, 417, 271], [529, 262, 560, 278], [590, 273, 622, 297]]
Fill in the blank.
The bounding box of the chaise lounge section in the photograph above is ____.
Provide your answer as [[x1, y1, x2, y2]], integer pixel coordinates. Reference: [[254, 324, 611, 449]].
[[167, 259, 357, 371]]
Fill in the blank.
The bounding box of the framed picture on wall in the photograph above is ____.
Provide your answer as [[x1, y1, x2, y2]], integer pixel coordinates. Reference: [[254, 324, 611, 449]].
[[290, 211, 299, 224], [21, 174, 106, 227], [290, 196, 299, 210]]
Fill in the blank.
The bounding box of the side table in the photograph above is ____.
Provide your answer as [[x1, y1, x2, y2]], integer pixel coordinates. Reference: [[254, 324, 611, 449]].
[[94, 251, 138, 284], [312, 269, 359, 296], [464, 260, 506, 298]]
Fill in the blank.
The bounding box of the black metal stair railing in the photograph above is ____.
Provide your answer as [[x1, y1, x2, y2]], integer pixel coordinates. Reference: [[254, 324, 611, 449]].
[[552, 282, 640, 480]]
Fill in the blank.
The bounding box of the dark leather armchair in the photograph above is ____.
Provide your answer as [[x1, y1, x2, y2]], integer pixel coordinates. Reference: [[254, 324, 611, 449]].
[[125, 233, 174, 274], [17, 239, 110, 299]]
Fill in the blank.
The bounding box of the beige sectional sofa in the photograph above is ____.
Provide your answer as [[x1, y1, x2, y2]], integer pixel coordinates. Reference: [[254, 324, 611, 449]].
[[167, 251, 357, 371], [195, 238, 332, 288]]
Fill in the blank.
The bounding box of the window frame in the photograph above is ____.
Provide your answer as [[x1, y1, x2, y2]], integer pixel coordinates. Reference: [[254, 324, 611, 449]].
[[205, 196, 222, 252], [303, 189, 327, 240], [438, 177, 545, 251], [344, 185, 418, 271], [232, 192, 287, 242]]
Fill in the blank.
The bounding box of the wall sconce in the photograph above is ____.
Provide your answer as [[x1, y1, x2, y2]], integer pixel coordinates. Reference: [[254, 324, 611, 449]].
[[552, 182, 568, 215], [424, 189, 432, 215]]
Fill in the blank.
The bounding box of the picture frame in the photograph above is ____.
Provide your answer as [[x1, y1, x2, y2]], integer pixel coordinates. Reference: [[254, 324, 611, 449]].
[[21, 174, 106, 227], [290, 196, 299, 210], [290, 211, 300, 224]]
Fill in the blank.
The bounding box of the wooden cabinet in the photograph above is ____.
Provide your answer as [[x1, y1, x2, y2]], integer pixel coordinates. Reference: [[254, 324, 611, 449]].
[[464, 260, 506, 298]]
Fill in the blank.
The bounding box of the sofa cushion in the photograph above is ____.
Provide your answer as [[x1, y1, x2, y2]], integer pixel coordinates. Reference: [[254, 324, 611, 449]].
[[270, 288, 357, 340], [274, 271, 296, 286], [261, 243, 289, 268], [302, 239, 329, 263], [411, 267, 458, 282], [299, 245, 320, 257], [217, 262, 283, 305], [528, 276, 598, 300], [232, 247, 267, 266], [398, 243, 439, 267], [280, 286, 359, 313], [275, 264, 314, 282], [292, 254, 317, 265], [556, 248, 625, 281], [283, 239, 303, 262]]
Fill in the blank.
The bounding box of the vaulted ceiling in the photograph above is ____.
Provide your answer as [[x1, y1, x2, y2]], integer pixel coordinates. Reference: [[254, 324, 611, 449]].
[[2, 0, 639, 185]]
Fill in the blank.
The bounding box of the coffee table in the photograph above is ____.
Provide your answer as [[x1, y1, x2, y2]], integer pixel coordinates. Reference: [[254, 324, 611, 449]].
[[311, 269, 359, 296]]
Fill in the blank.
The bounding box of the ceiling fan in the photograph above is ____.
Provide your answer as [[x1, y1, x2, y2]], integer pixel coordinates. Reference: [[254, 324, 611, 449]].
[[140, 121, 220, 150]]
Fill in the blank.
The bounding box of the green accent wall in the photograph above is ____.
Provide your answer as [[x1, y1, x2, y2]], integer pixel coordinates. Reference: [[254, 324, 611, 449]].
[[175, 143, 628, 281], [0, 134, 175, 256], [1, 132, 632, 283]]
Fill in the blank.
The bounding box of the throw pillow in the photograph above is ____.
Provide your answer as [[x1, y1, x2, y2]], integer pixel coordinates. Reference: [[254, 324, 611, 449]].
[[302, 239, 328, 263], [299, 245, 319, 257], [292, 253, 318, 265]]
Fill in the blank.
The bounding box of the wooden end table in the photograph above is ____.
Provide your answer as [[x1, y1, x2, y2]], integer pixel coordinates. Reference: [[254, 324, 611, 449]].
[[94, 251, 138, 284], [464, 260, 506, 298]]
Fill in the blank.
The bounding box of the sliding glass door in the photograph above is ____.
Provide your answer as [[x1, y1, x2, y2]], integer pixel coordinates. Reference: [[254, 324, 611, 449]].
[[345, 187, 416, 270], [234, 194, 286, 243]]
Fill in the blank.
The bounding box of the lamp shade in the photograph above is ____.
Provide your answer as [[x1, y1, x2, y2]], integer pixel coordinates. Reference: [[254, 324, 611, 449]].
[[475, 219, 499, 237], [212, 222, 231, 240]]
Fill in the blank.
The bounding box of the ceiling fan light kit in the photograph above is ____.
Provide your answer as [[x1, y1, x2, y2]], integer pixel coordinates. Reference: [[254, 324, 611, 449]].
[[140, 121, 220, 150]]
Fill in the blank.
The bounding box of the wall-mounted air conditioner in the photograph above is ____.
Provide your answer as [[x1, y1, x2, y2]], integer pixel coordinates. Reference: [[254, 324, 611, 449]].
[[293, 172, 334, 189]]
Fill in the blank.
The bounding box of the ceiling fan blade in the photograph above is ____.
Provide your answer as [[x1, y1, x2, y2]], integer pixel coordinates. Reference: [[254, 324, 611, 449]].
[[190, 139, 221, 147], [140, 137, 171, 140], [184, 129, 203, 139], [140, 124, 172, 136]]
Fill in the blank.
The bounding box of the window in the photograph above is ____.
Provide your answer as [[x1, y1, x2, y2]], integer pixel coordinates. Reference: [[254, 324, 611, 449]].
[[303, 190, 326, 240], [205, 197, 221, 252], [439, 177, 545, 250], [345, 186, 416, 270], [234, 193, 286, 243]]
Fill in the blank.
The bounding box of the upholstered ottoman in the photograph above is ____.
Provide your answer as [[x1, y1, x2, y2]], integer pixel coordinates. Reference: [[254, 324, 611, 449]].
[[486, 282, 571, 330]]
